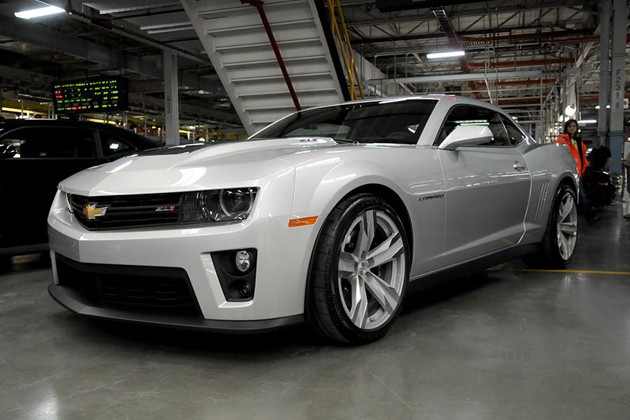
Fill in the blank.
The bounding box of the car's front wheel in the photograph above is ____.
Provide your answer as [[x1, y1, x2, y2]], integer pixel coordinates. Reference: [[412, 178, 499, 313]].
[[308, 194, 409, 345]]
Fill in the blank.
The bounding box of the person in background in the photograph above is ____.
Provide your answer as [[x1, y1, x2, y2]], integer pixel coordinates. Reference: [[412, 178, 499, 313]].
[[588, 134, 612, 171], [556, 119, 600, 223]]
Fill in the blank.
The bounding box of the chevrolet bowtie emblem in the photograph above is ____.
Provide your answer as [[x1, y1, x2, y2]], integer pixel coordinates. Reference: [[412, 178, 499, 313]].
[[83, 204, 108, 220]]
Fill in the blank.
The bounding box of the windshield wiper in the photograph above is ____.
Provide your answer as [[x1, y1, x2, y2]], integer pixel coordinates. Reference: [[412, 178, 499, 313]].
[[333, 137, 359, 144]]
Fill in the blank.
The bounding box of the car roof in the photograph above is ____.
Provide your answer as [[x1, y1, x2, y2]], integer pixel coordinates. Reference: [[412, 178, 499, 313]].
[[0, 118, 160, 148], [291, 95, 508, 117], [0, 118, 126, 130], [339, 94, 505, 110]]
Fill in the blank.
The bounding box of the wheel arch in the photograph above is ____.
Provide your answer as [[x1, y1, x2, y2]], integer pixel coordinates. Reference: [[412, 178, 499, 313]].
[[556, 171, 578, 192]]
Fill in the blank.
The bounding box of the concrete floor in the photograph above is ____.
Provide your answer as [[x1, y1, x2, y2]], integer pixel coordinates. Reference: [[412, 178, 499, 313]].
[[1, 194, 630, 420]]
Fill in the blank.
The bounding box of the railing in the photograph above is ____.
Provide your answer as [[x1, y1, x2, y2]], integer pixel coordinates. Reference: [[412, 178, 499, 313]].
[[241, 0, 302, 111], [326, 0, 363, 100]]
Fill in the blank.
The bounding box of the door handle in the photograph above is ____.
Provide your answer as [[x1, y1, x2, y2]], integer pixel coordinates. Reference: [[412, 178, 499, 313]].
[[513, 161, 526, 171]]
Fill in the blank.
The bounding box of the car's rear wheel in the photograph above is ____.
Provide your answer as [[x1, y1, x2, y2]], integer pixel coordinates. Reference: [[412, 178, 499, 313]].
[[525, 184, 578, 268], [308, 194, 409, 345]]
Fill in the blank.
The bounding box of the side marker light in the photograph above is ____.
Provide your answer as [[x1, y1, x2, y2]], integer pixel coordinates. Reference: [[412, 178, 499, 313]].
[[288, 216, 318, 228]]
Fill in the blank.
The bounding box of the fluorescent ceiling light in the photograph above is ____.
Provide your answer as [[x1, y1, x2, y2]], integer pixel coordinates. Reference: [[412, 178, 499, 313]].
[[427, 50, 465, 59], [15, 5, 65, 20], [578, 119, 597, 124]]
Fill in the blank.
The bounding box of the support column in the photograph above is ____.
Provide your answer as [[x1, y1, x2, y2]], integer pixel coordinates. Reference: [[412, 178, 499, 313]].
[[597, 0, 610, 135], [164, 51, 180, 146], [608, 0, 627, 173]]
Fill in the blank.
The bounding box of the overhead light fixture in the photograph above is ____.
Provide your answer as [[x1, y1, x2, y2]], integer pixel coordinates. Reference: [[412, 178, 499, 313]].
[[578, 119, 597, 124], [427, 50, 465, 59], [15, 5, 65, 20]]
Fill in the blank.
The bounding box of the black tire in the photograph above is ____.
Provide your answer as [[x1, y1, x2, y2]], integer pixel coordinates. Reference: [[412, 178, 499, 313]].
[[524, 184, 578, 268], [307, 194, 409, 345]]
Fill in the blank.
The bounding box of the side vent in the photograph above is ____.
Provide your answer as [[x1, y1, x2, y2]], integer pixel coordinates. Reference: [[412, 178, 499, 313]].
[[534, 181, 550, 222]]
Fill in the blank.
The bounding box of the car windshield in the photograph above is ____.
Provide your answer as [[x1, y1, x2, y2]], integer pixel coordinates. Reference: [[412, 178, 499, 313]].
[[251, 99, 438, 145]]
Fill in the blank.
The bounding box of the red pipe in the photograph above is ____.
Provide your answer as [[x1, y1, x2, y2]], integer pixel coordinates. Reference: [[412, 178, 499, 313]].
[[241, 0, 301, 111], [468, 57, 575, 70], [495, 78, 557, 86]]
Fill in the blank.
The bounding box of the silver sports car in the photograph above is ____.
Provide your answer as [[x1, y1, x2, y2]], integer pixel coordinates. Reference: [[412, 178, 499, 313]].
[[47, 95, 579, 344]]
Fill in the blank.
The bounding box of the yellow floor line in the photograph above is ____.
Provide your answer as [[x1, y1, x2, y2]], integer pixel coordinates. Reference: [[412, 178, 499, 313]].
[[520, 269, 630, 276]]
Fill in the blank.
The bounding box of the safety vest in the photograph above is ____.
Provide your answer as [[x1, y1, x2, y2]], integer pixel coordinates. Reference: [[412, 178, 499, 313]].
[[556, 133, 589, 177]]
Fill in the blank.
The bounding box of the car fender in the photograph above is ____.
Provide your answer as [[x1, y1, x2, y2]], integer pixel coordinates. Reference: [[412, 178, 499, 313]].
[[291, 157, 408, 223], [520, 142, 579, 244], [287, 157, 411, 301]]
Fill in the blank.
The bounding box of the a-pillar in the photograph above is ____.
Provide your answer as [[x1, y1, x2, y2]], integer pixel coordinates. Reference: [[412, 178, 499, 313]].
[[164, 51, 180, 146]]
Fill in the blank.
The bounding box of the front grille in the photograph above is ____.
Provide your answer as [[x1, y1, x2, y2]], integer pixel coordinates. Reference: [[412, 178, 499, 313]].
[[70, 192, 182, 230], [55, 254, 202, 317]]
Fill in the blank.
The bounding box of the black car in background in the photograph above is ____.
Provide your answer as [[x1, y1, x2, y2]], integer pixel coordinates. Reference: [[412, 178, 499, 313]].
[[0, 119, 159, 271]]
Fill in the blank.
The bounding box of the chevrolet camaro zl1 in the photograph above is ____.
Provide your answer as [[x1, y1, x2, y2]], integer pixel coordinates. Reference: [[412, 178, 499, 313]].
[[47, 96, 579, 344]]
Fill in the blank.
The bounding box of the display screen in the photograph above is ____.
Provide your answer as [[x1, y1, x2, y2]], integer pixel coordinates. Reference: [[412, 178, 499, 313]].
[[52, 77, 129, 114]]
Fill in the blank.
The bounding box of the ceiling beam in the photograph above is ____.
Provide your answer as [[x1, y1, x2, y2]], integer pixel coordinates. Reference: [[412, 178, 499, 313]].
[[0, 14, 223, 95], [352, 28, 597, 46], [0, 13, 160, 78], [92, 2, 181, 15], [467, 58, 575, 69], [65, 2, 210, 65], [347, 1, 585, 28], [364, 70, 544, 85]]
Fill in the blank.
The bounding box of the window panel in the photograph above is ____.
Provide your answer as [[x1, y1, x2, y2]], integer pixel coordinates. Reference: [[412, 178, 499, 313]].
[[436, 106, 511, 147], [501, 115, 528, 145], [98, 130, 134, 157], [0, 127, 95, 158]]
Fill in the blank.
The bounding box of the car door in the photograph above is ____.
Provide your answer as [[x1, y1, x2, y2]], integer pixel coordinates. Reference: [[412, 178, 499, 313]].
[[436, 105, 532, 264], [0, 126, 101, 251]]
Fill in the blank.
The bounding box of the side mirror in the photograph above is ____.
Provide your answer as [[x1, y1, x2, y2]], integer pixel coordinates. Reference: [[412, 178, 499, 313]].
[[438, 125, 494, 151]]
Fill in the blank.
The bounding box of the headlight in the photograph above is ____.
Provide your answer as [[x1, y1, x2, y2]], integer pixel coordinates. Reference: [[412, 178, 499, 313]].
[[181, 187, 258, 223]]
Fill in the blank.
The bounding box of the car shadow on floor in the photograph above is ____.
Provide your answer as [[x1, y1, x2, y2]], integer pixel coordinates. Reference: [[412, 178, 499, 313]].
[[82, 271, 504, 354], [402, 269, 503, 316]]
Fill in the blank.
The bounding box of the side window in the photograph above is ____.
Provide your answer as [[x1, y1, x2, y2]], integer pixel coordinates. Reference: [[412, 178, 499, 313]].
[[98, 130, 134, 157], [0, 127, 96, 158], [487, 113, 509, 146], [501, 115, 527, 145], [435, 106, 510, 147]]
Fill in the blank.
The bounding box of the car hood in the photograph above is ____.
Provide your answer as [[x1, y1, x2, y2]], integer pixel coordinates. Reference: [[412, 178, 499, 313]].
[[58, 137, 385, 196]]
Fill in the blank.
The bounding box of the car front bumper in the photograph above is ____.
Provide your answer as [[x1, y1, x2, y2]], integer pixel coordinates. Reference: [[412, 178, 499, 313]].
[[47, 191, 321, 329]]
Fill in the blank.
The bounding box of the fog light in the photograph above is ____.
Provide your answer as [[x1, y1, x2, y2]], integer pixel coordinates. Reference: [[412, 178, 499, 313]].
[[235, 250, 251, 272], [238, 281, 253, 298]]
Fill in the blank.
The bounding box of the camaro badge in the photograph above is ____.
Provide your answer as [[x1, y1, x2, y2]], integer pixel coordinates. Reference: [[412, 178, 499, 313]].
[[83, 204, 108, 220]]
